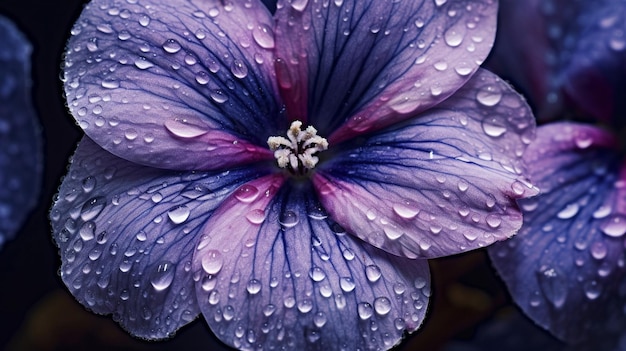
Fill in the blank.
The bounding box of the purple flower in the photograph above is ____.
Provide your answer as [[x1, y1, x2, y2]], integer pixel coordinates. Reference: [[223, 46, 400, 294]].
[[52, 0, 537, 349], [0, 15, 42, 249], [487, 0, 626, 345]]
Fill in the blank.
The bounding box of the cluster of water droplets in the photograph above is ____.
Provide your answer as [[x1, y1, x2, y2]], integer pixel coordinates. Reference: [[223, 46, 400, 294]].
[[190, 182, 431, 349], [63, 0, 277, 154]]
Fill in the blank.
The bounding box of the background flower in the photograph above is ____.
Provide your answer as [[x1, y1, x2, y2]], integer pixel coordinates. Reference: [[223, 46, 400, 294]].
[[0, 15, 42, 251], [50, 0, 539, 350], [487, 0, 626, 347]]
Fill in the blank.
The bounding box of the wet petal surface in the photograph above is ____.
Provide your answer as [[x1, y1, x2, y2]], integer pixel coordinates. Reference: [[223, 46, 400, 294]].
[[0, 16, 42, 249], [488, 122, 626, 343], [193, 180, 430, 350], [315, 69, 536, 259], [51, 137, 268, 339], [63, 0, 282, 170], [274, 0, 497, 142]]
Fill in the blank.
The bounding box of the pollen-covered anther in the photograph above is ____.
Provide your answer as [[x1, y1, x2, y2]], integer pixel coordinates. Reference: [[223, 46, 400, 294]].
[[268, 120, 328, 174]]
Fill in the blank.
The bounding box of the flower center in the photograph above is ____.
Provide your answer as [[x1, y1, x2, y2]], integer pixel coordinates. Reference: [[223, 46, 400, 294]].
[[267, 121, 328, 175]]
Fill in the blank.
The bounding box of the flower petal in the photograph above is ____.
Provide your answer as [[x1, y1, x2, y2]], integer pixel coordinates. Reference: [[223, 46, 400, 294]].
[[488, 122, 626, 343], [64, 0, 282, 170], [487, 0, 626, 123], [315, 68, 537, 259], [0, 16, 42, 249], [51, 137, 268, 339], [193, 180, 430, 350], [274, 0, 497, 142]]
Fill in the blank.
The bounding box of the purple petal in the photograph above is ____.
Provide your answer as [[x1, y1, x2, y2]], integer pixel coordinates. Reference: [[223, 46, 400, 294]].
[[487, 0, 626, 123], [314, 68, 537, 259], [63, 0, 281, 170], [274, 0, 497, 142], [560, 1, 626, 125], [51, 137, 268, 339], [488, 122, 626, 343], [0, 16, 42, 249], [193, 180, 430, 350]]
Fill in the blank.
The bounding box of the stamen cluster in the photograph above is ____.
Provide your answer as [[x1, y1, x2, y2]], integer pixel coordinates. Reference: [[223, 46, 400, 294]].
[[267, 121, 328, 175]]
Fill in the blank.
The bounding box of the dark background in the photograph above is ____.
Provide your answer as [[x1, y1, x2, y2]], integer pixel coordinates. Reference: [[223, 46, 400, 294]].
[[0, 1, 557, 350]]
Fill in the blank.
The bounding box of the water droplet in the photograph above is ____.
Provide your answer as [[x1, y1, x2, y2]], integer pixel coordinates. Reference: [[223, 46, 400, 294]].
[[201, 250, 223, 275], [234, 184, 259, 203], [164, 119, 209, 139], [481, 117, 507, 137], [81, 197, 106, 221], [150, 261, 175, 291], [374, 296, 392, 315], [230, 60, 248, 79], [290, 0, 309, 11], [162, 39, 182, 53], [309, 267, 326, 282], [279, 210, 299, 228], [246, 209, 266, 224], [537, 266, 567, 308], [601, 215, 626, 237], [139, 14, 151, 27], [485, 214, 502, 228], [101, 78, 119, 89], [134, 57, 154, 69], [210, 90, 229, 103], [263, 304, 276, 317], [476, 85, 502, 106], [389, 201, 416, 221], [434, 0, 447, 6], [590, 241, 607, 260], [557, 203, 579, 219], [79, 221, 96, 241], [365, 265, 382, 283], [247, 279, 262, 294], [340, 277, 356, 292], [357, 302, 373, 320], [252, 24, 275, 49], [82, 177, 96, 192], [444, 27, 464, 47], [168, 205, 190, 224], [583, 280, 601, 300]]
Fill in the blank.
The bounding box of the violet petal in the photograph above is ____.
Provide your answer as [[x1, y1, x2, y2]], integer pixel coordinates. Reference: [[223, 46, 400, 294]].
[[274, 0, 497, 142], [314, 68, 537, 259], [488, 122, 626, 343], [193, 180, 430, 350], [51, 137, 268, 339], [63, 0, 282, 170]]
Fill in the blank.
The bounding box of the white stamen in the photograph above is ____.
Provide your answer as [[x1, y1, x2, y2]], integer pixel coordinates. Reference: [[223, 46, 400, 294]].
[[267, 120, 329, 174]]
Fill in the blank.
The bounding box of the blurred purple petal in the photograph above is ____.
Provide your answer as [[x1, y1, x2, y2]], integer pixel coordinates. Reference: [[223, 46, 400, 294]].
[[488, 122, 626, 343], [193, 180, 430, 350], [487, 0, 626, 123], [0, 16, 42, 249], [315, 69, 537, 259], [51, 137, 269, 339], [63, 0, 282, 170], [274, 0, 497, 142]]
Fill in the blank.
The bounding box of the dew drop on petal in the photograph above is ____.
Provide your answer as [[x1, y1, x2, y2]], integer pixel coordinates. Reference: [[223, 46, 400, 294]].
[[80, 197, 106, 221], [150, 261, 175, 291], [230, 60, 248, 79], [601, 215, 626, 237], [476, 85, 502, 106], [392, 201, 419, 219], [201, 250, 223, 275], [235, 184, 259, 203], [340, 277, 356, 292], [485, 214, 502, 228], [79, 221, 96, 241], [536, 266, 567, 308], [162, 39, 182, 53], [373, 297, 392, 315], [279, 210, 299, 228], [444, 27, 464, 47], [252, 24, 275, 49], [247, 279, 262, 294], [167, 205, 190, 224], [309, 267, 326, 282], [481, 117, 507, 137], [164, 119, 209, 139], [557, 203, 579, 219], [357, 302, 373, 320], [246, 209, 266, 224], [365, 265, 382, 283]]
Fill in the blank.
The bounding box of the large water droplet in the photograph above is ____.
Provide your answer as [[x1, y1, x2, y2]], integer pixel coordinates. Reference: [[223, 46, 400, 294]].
[[601, 215, 626, 237], [247, 279, 262, 294], [168, 205, 190, 224], [235, 184, 259, 203], [164, 119, 209, 138], [476, 85, 503, 106], [444, 27, 464, 47], [79, 221, 96, 241], [150, 261, 176, 291], [374, 296, 392, 315], [279, 210, 299, 228], [557, 203, 579, 219], [252, 24, 275, 49], [393, 200, 419, 219], [357, 302, 373, 320], [536, 266, 567, 308], [481, 117, 507, 137], [201, 250, 223, 274], [81, 197, 106, 221], [246, 209, 266, 224], [230, 60, 248, 79], [365, 265, 382, 283], [309, 267, 326, 282], [162, 39, 182, 53], [340, 277, 356, 292]]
